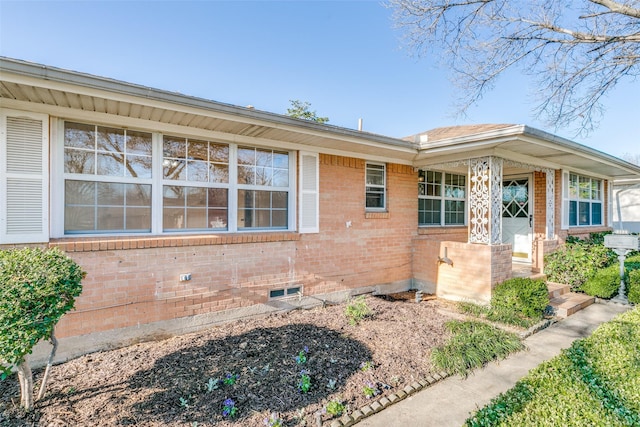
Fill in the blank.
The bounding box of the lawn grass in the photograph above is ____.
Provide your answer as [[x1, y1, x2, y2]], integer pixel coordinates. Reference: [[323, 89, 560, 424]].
[[464, 306, 640, 427]]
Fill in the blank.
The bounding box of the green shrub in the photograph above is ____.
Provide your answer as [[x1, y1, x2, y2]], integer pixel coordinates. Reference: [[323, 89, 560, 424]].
[[545, 242, 615, 290], [629, 270, 640, 305], [344, 295, 372, 326], [431, 320, 524, 377], [465, 307, 640, 426], [491, 278, 549, 319], [580, 266, 622, 299], [0, 247, 85, 409]]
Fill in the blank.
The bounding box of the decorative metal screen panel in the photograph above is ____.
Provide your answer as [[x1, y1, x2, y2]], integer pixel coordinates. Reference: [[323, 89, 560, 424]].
[[469, 157, 502, 244]]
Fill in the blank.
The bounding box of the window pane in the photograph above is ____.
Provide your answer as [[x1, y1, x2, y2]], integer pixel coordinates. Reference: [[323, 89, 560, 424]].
[[366, 165, 385, 186], [418, 198, 441, 225], [210, 164, 229, 183], [163, 207, 185, 229], [255, 166, 273, 186], [255, 149, 273, 167], [569, 174, 578, 198], [272, 169, 288, 187], [272, 191, 288, 209], [96, 152, 124, 176], [187, 160, 209, 182], [579, 176, 591, 199], [445, 200, 465, 225], [164, 136, 186, 158], [64, 148, 95, 174], [97, 207, 124, 230], [591, 179, 601, 200], [238, 147, 255, 165], [98, 182, 125, 205], [272, 210, 287, 227], [97, 126, 125, 154], [126, 130, 152, 156], [126, 184, 151, 206], [208, 209, 227, 229], [366, 187, 384, 209], [579, 201, 590, 225], [126, 207, 151, 231], [591, 202, 602, 225], [569, 201, 577, 226], [186, 208, 207, 228], [188, 139, 209, 161], [186, 187, 207, 207], [65, 180, 95, 204], [210, 143, 229, 163], [65, 122, 95, 149], [238, 165, 255, 185], [126, 154, 152, 179], [273, 152, 288, 168], [65, 206, 95, 231], [164, 158, 186, 180]]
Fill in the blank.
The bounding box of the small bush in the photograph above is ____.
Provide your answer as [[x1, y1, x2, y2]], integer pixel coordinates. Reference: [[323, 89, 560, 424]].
[[545, 242, 615, 290], [431, 320, 524, 377], [629, 270, 640, 305], [491, 278, 549, 319], [344, 295, 371, 326], [581, 266, 621, 299]]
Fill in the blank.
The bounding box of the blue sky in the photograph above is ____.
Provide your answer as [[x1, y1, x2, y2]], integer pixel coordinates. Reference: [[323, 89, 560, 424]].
[[1, 0, 638, 158]]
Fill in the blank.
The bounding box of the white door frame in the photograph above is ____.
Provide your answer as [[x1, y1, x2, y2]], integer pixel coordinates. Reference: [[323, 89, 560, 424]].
[[502, 174, 533, 262]]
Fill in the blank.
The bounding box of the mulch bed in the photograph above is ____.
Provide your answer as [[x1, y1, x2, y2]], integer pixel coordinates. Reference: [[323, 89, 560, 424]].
[[1, 293, 462, 426]]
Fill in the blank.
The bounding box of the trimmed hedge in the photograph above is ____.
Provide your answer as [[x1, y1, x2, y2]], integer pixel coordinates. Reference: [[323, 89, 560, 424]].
[[580, 266, 622, 299], [629, 270, 640, 305], [491, 278, 549, 319], [465, 307, 640, 426]]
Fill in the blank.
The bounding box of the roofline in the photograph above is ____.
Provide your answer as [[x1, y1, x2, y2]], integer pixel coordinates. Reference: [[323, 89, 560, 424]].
[[0, 56, 416, 151], [418, 123, 640, 177]]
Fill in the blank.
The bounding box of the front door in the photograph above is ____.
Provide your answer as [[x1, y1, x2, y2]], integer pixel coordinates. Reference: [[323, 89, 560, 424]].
[[502, 176, 533, 261]]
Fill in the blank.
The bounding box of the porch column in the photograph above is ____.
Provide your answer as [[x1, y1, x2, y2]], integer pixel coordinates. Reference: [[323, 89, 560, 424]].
[[469, 157, 503, 244], [545, 169, 555, 239]]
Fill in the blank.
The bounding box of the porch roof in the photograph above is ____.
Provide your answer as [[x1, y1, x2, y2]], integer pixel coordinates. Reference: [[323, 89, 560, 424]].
[[411, 125, 640, 180]]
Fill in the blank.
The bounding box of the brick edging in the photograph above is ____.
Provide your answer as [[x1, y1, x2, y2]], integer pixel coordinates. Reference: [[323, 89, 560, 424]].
[[328, 371, 450, 427]]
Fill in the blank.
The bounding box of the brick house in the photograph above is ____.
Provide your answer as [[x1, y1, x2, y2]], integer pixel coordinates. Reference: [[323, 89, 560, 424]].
[[2, 57, 639, 363]]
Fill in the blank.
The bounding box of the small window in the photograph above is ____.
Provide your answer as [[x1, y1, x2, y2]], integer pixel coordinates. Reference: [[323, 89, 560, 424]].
[[269, 285, 302, 299], [566, 173, 602, 227], [365, 163, 386, 210]]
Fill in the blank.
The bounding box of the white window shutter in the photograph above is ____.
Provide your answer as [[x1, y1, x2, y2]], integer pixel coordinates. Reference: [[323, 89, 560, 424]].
[[0, 110, 49, 244], [299, 152, 319, 233], [561, 170, 569, 230]]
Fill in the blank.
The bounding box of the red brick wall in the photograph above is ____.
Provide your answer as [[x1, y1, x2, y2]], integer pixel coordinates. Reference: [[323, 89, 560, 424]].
[[39, 154, 418, 338]]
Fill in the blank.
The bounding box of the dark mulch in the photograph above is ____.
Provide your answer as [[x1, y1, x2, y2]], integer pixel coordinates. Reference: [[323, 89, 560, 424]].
[[1, 293, 458, 426]]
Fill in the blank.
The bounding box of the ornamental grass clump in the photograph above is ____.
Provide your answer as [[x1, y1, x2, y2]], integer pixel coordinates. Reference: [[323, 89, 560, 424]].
[[344, 295, 372, 326], [0, 247, 85, 411], [431, 320, 524, 377]]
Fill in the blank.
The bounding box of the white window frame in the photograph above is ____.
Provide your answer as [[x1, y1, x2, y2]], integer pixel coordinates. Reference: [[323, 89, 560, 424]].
[[418, 169, 467, 227], [365, 162, 386, 211], [562, 171, 604, 228], [51, 119, 296, 237]]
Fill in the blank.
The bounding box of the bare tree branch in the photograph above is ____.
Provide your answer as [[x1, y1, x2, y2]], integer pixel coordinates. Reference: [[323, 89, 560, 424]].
[[387, 0, 640, 134]]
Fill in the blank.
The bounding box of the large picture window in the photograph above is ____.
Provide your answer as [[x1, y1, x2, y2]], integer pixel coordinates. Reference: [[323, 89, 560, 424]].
[[418, 170, 466, 226], [61, 121, 293, 235], [567, 173, 602, 226]]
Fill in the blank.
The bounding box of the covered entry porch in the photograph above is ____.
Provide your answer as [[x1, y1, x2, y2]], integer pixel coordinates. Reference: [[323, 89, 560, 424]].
[[413, 155, 557, 303]]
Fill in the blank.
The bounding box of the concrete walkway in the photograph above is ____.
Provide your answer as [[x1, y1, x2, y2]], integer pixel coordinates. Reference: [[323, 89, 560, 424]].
[[358, 301, 631, 427]]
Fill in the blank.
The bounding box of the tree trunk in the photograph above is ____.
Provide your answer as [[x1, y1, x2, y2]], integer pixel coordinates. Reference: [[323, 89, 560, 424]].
[[16, 359, 33, 411], [37, 331, 58, 400]]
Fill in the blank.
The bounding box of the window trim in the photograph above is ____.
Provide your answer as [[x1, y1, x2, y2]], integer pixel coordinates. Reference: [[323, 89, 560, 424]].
[[52, 119, 297, 237], [365, 162, 386, 211], [562, 171, 604, 228], [418, 169, 467, 227]]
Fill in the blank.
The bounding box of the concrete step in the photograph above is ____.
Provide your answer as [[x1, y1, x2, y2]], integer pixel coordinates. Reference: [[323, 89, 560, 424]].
[[549, 292, 595, 318], [547, 281, 571, 299]]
